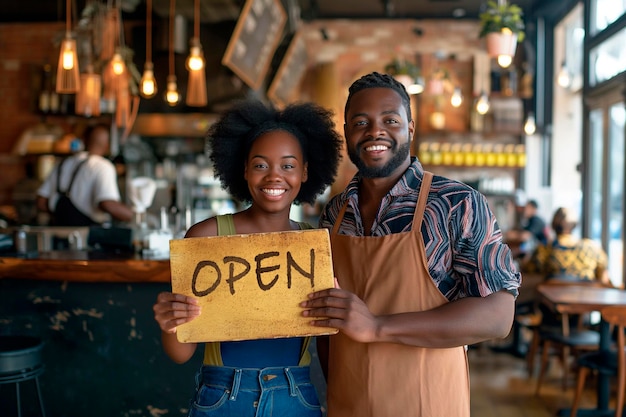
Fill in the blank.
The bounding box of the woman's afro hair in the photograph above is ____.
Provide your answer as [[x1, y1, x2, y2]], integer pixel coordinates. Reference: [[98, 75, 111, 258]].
[[207, 99, 343, 205]]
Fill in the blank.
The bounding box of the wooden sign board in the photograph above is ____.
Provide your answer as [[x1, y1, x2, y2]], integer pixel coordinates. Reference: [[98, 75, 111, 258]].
[[222, 0, 287, 90], [267, 30, 308, 108], [170, 228, 338, 343]]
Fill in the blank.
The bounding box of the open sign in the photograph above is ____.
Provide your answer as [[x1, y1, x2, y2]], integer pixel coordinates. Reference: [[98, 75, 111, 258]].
[[170, 228, 337, 343]]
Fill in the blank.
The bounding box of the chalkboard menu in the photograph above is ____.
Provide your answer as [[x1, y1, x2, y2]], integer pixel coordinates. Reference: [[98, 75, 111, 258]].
[[267, 30, 308, 108], [222, 0, 287, 90]]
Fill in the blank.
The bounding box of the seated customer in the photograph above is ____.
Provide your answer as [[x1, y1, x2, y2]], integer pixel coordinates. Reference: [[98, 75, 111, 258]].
[[522, 207, 610, 285], [505, 200, 549, 259]]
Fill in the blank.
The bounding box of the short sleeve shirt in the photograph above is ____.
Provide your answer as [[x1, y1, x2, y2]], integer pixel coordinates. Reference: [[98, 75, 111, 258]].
[[37, 152, 121, 224], [319, 158, 521, 301]]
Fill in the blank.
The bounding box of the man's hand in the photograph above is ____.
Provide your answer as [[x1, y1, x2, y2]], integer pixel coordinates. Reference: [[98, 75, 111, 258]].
[[301, 284, 380, 344]]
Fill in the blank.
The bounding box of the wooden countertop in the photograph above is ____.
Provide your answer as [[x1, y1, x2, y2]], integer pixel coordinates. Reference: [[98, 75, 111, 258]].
[[0, 251, 171, 283]]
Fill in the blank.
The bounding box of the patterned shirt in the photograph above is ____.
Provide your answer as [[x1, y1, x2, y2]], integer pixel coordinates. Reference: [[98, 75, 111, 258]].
[[319, 158, 521, 301], [524, 234, 608, 281]]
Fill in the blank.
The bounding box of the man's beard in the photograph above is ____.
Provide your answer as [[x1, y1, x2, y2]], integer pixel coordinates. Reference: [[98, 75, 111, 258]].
[[348, 140, 411, 178]]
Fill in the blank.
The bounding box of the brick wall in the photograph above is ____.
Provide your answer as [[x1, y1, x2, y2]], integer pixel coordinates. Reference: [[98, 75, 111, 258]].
[[0, 23, 67, 154]]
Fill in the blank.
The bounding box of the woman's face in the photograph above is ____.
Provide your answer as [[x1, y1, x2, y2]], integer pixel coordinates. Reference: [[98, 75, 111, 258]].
[[244, 130, 308, 213]]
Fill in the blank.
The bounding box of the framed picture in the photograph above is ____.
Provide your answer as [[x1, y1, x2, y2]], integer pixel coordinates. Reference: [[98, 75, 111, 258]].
[[222, 0, 287, 90]]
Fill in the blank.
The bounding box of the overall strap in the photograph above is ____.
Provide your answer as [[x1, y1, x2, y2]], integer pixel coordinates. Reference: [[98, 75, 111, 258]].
[[58, 157, 90, 195]]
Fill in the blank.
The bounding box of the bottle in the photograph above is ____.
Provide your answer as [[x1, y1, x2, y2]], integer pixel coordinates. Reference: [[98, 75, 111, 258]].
[[15, 228, 27, 255]]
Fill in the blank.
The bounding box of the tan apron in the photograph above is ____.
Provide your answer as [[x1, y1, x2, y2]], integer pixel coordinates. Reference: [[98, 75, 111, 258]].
[[327, 172, 470, 417]]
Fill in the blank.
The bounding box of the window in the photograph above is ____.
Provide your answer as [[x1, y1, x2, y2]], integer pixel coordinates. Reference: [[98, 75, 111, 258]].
[[590, 0, 626, 34], [589, 26, 626, 86]]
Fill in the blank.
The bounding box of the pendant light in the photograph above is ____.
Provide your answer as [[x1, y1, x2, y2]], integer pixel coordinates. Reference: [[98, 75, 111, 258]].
[[523, 111, 536, 135], [56, 0, 80, 94], [75, 65, 102, 117], [185, 0, 207, 106], [475, 60, 490, 115], [475, 91, 490, 115], [165, 0, 180, 106], [450, 87, 463, 108], [140, 0, 157, 98], [556, 61, 571, 89]]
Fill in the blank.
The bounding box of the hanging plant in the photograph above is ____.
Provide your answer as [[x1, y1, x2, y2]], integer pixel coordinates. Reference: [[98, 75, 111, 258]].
[[479, 0, 526, 42], [384, 58, 421, 78]]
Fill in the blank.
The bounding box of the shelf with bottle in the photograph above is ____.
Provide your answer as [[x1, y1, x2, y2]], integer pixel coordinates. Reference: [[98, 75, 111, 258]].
[[418, 141, 525, 168]]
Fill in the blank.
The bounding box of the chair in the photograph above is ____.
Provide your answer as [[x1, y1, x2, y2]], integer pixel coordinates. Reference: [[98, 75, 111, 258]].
[[0, 335, 46, 417], [533, 279, 607, 395], [569, 306, 626, 417]]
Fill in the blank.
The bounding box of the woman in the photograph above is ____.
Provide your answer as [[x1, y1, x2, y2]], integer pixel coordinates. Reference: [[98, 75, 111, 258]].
[[153, 99, 343, 417], [523, 207, 609, 284]]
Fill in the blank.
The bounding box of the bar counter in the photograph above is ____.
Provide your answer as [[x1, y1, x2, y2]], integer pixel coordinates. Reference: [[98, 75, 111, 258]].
[[0, 250, 171, 282], [0, 250, 201, 417]]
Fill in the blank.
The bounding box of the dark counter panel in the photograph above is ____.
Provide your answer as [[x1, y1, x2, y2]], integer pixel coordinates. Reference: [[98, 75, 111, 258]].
[[0, 278, 202, 417]]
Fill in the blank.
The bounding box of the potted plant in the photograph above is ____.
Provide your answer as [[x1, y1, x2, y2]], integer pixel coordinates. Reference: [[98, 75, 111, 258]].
[[385, 58, 422, 91], [479, 0, 525, 59]]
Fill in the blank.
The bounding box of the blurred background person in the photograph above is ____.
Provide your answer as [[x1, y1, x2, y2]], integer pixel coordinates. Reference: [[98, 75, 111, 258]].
[[522, 207, 609, 285], [36, 123, 134, 227], [505, 199, 550, 260]]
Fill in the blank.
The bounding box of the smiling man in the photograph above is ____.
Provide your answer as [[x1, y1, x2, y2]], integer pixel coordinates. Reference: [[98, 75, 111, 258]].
[[302, 72, 522, 417]]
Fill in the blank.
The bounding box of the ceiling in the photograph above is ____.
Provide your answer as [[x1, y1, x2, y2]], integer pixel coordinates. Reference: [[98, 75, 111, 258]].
[[0, 0, 545, 24]]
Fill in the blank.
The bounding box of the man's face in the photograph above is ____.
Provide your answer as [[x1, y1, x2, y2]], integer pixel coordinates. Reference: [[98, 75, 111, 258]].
[[343, 87, 414, 178]]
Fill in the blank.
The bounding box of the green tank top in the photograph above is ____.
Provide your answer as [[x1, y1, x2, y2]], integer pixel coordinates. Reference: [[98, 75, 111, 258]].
[[203, 214, 313, 366]]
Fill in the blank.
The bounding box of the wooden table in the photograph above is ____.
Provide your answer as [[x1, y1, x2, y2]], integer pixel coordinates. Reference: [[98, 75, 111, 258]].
[[537, 284, 626, 417]]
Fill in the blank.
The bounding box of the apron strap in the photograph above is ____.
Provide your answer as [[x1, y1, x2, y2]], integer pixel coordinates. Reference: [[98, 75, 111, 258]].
[[413, 171, 433, 226], [331, 203, 349, 236]]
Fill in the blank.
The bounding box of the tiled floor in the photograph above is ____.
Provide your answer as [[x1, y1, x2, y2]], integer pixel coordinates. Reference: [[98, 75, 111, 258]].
[[469, 341, 604, 417]]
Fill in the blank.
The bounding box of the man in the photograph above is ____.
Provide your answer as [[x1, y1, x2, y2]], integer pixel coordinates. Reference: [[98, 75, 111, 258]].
[[505, 199, 549, 259], [521, 200, 549, 245], [37, 123, 134, 226], [302, 72, 521, 416]]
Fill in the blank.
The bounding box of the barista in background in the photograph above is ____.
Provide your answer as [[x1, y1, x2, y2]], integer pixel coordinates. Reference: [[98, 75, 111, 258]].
[[36, 123, 135, 227]]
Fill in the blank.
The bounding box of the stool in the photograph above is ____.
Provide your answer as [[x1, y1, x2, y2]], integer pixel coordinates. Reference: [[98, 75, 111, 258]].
[[0, 335, 46, 417]]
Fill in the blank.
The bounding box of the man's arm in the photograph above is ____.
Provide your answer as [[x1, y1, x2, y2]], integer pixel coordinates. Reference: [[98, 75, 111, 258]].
[[302, 289, 515, 348], [36, 195, 50, 213], [99, 200, 135, 223]]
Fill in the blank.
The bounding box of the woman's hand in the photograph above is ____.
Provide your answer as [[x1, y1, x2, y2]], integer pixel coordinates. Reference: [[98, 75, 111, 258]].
[[153, 292, 201, 334]]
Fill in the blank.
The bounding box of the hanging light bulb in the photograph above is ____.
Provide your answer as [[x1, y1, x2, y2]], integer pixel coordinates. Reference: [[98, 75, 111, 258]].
[[61, 39, 76, 70], [186, 39, 207, 106], [185, 0, 207, 107], [56, 0, 80, 93], [497, 54, 513, 68], [450, 87, 463, 107], [75, 65, 101, 117], [407, 76, 424, 95], [475, 91, 490, 115], [111, 52, 126, 75], [187, 43, 205, 72], [166, 74, 180, 106], [165, 0, 180, 105], [524, 112, 536, 135], [140, 0, 157, 99], [140, 62, 157, 98], [557, 61, 571, 88]]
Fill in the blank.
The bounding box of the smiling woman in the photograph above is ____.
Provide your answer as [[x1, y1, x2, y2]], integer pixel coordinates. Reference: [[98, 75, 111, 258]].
[[152, 98, 343, 417]]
